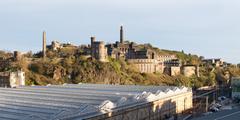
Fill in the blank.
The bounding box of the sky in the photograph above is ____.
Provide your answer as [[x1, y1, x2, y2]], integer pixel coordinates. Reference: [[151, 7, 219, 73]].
[[0, 0, 240, 63]]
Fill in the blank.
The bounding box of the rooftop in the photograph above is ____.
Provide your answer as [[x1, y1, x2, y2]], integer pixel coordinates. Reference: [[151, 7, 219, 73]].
[[0, 84, 191, 120]]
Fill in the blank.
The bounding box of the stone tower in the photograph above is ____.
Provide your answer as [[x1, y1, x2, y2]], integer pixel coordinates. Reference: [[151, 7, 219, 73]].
[[98, 41, 107, 62], [42, 31, 46, 58], [91, 36, 95, 46], [120, 26, 124, 43], [90, 36, 96, 57], [90, 37, 107, 62], [13, 51, 22, 61]]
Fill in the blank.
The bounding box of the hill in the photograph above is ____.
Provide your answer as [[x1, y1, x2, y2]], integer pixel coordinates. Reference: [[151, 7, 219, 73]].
[[0, 44, 239, 88]]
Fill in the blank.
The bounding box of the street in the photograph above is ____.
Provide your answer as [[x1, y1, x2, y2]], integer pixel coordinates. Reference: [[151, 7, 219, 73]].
[[193, 107, 240, 120]]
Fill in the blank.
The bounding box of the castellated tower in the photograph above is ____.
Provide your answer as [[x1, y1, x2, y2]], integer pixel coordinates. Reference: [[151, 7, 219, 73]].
[[42, 31, 46, 58], [120, 26, 124, 43], [90, 37, 108, 62]]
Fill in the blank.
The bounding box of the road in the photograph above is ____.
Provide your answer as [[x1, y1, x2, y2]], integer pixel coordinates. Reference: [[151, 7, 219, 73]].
[[192, 107, 240, 120]]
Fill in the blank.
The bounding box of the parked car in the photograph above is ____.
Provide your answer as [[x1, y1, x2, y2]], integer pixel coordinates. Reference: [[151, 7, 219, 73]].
[[209, 106, 219, 112], [218, 96, 226, 101], [215, 103, 222, 109]]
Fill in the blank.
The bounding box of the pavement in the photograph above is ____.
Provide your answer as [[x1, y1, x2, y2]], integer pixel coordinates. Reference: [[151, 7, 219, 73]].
[[192, 106, 240, 120]]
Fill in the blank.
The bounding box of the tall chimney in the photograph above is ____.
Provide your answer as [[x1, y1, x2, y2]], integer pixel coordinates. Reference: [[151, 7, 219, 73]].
[[120, 26, 124, 43], [42, 31, 46, 58]]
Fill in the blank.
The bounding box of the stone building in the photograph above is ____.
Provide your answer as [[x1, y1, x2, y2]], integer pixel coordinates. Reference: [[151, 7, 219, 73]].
[[90, 37, 108, 62], [87, 26, 182, 74], [127, 48, 156, 59], [0, 70, 25, 88], [106, 26, 133, 59], [106, 41, 130, 59], [126, 47, 166, 73], [164, 58, 181, 67], [163, 66, 181, 76], [163, 58, 181, 76], [158, 55, 177, 62], [51, 41, 62, 51], [13, 51, 22, 61], [202, 58, 224, 67], [128, 59, 164, 73], [170, 67, 181, 76]]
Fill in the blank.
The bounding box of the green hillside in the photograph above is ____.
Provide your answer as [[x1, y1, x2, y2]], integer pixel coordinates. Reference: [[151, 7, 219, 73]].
[[0, 45, 239, 88]]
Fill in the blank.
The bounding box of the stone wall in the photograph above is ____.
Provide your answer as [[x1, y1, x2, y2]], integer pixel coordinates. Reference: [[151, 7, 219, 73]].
[[0, 70, 25, 88], [13, 51, 22, 61], [231, 77, 240, 99], [128, 59, 164, 73], [51, 41, 62, 51], [9, 70, 25, 88], [158, 55, 176, 62], [91, 40, 108, 62], [0, 72, 10, 87], [183, 66, 196, 77], [170, 67, 181, 76]]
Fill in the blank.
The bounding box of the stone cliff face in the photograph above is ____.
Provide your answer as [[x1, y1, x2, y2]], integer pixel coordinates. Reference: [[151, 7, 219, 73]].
[[53, 67, 66, 80]]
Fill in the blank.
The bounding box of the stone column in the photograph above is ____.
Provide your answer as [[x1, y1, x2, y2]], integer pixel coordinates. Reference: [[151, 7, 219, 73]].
[[120, 26, 124, 43], [42, 31, 46, 58]]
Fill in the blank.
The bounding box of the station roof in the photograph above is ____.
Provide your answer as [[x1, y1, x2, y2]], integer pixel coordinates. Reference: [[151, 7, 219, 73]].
[[0, 84, 191, 120]]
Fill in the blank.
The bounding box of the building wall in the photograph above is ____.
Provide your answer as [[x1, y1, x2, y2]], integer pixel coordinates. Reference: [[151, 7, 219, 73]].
[[51, 41, 62, 51], [128, 59, 164, 73], [158, 55, 177, 62], [183, 66, 196, 77], [164, 59, 181, 68], [88, 91, 192, 120], [127, 57, 181, 75], [99, 43, 108, 62], [231, 77, 240, 99], [171, 67, 181, 76], [106, 42, 132, 59], [13, 51, 22, 61], [0, 73, 10, 87], [127, 49, 156, 60], [202, 58, 224, 67], [0, 70, 25, 88], [91, 41, 108, 62]]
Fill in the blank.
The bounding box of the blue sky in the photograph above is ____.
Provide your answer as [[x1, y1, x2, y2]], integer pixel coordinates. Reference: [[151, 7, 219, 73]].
[[0, 0, 240, 63]]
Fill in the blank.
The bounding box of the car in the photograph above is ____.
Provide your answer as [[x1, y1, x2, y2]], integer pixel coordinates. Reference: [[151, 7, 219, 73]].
[[209, 107, 219, 112], [221, 96, 226, 100], [218, 96, 227, 101], [215, 103, 222, 109]]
